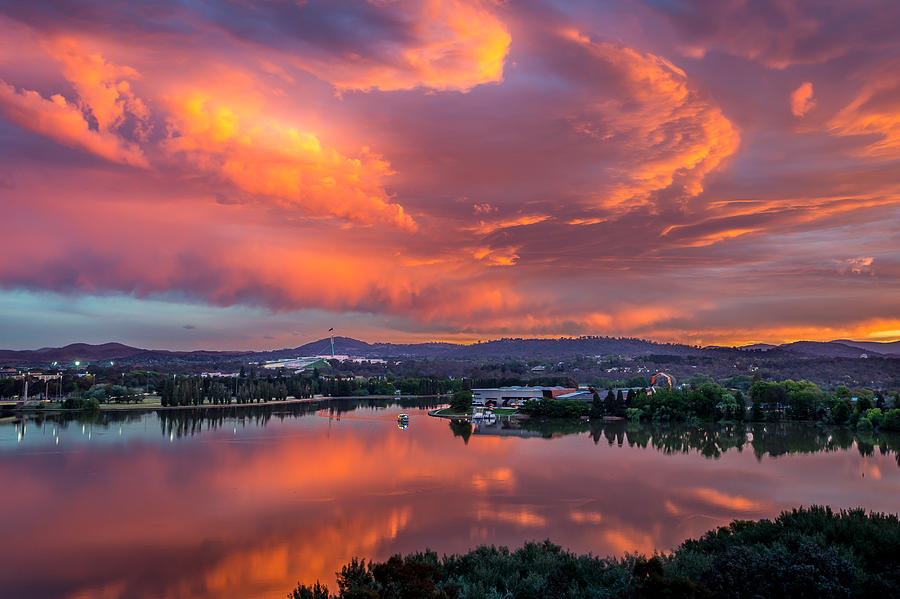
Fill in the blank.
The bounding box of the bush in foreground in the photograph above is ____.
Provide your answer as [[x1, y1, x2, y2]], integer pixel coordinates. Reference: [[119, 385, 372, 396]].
[[290, 506, 900, 599]]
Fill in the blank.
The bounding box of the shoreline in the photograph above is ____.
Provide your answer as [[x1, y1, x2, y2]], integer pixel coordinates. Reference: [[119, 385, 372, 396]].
[[6, 394, 448, 415]]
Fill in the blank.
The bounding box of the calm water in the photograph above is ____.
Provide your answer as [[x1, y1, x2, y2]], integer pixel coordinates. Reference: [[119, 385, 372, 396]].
[[2, 400, 899, 599]]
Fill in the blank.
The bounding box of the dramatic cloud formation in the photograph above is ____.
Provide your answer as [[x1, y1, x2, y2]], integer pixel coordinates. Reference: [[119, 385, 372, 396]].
[[163, 93, 415, 229], [0, 80, 147, 167], [557, 30, 740, 207], [48, 37, 151, 137], [828, 64, 900, 158], [647, 0, 900, 68], [285, 0, 512, 92], [0, 0, 899, 348]]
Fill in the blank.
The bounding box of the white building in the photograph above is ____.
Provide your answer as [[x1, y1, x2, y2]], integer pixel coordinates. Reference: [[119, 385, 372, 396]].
[[471, 386, 576, 407]]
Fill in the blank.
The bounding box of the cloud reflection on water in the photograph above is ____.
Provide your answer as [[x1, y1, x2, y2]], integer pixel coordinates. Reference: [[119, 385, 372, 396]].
[[1, 404, 898, 598]]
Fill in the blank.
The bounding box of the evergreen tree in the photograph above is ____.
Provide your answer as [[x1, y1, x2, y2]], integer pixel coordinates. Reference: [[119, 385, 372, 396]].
[[614, 389, 626, 416], [604, 390, 615, 414], [590, 389, 604, 419]]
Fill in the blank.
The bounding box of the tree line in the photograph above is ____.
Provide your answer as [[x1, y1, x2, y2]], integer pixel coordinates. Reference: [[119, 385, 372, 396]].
[[519, 379, 900, 431], [154, 372, 461, 407]]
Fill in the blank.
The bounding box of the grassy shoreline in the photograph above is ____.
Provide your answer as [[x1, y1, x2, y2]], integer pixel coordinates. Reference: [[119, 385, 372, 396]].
[[8, 394, 446, 414], [429, 406, 521, 419]]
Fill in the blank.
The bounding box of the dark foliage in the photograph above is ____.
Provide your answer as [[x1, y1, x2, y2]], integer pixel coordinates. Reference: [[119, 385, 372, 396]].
[[289, 507, 900, 599]]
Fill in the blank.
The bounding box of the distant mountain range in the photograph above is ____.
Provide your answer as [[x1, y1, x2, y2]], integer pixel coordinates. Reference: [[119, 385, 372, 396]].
[[739, 340, 900, 358], [0, 342, 244, 367], [1, 336, 898, 367]]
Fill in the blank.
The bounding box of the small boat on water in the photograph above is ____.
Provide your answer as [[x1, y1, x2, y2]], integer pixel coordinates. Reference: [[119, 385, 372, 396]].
[[397, 413, 410, 429]]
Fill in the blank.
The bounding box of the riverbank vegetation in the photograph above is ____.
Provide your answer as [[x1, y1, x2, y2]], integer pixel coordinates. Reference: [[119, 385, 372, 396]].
[[447, 417, 900, 464], [519, 379, 900, 432], [290, 506, 900, 599]]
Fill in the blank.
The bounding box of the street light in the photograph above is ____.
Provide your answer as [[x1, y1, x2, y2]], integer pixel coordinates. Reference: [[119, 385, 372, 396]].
[[74, 361, 80, 367]]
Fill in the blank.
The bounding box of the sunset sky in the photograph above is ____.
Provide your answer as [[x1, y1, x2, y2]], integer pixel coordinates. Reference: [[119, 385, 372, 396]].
[[1, 0, 899, 350]]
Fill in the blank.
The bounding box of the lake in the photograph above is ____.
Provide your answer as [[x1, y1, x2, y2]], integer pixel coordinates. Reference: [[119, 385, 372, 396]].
[[2, 399, 899, 599]]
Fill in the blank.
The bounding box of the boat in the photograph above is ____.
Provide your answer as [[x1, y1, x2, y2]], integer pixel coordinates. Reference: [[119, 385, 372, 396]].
[[397, 413, 410, 430]]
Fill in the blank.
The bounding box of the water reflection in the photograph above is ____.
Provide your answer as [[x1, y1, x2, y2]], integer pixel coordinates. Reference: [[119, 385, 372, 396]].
[[1, 403, 898, 599], [448, 417, 900, 464]]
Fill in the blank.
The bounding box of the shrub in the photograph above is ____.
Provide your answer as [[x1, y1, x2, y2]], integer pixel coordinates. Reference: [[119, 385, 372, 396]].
[[625, 407, 644, 423], [857, 416, 873, 433], [866, 408, 884, 428], [62, 397, 100, 411], [884, 409, 900, 432]]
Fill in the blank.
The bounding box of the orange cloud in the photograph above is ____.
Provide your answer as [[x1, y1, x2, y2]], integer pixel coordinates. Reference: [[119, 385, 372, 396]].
[[829, 69, 900, 157], [295, 0, 511, 92], [689, 488, 764, 512], [790, 81, 815, 116], [162, 93, 416, 230], [472, 245, 520, 266], [48, 37, 151, 137], [466, 214, 550, 235], [562, 31, 740, 208], [0, 80, 147, 167]]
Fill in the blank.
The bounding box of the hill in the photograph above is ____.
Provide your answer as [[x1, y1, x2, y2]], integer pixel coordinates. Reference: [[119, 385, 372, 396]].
[[254, 336, 701, 361], [780, 341, 874, 358], [0, 342, 244, 367], [2, 335, 898, 367], [831, 339, 900, 356]]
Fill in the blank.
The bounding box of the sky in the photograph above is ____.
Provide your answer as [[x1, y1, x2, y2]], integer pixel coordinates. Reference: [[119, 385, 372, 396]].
[[0, 0, 899, 350]]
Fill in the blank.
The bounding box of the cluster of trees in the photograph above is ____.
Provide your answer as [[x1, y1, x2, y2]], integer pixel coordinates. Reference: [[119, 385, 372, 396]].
[[520, 379, 900, 429], [152, 372, 460, 408], [61, 397, 100, 411], [290, 506, 900, 599], [83, 384, 143, 404], [0, 373, 96, 399], [520, 388, 643, 419], [158, 375, 289, 407]]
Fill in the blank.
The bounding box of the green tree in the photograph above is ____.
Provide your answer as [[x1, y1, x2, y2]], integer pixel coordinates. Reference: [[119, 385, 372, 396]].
[[289, 581, 329, 599], [865, 407, 884, 428], [604, 390, 615, 414], [613, 389, 626, 417], [449, 389, 472, 413], [625, 407, 643, 423], [591, 389, 604, 419], [884, 409, 900, 431], [336, 558, 375, 597], [832, 399, 851, 424]]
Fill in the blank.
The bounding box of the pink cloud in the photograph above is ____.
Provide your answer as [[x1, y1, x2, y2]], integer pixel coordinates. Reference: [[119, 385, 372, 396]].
[[0, 80, 147, 167], [292, 0, 512, 92], [558, 31, 740, 207], [790, 81, 815, 116]]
